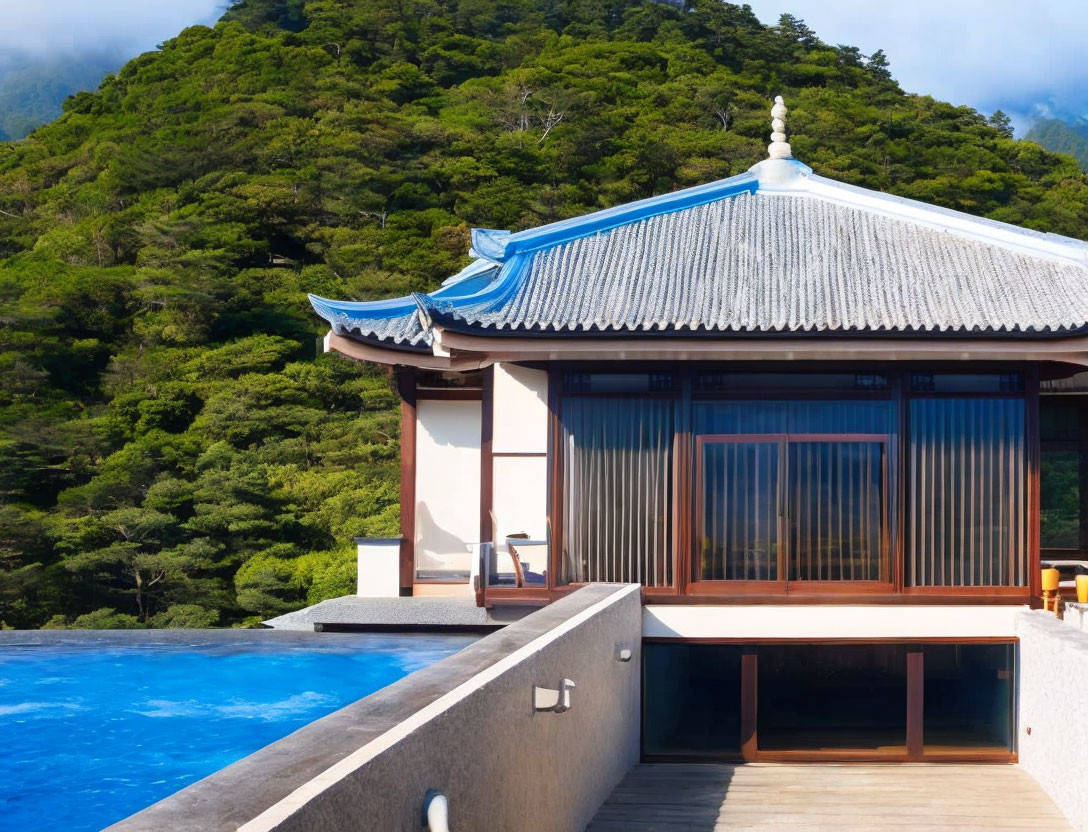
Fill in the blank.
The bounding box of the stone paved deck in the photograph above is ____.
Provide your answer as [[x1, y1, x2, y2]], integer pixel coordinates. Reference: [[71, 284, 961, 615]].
[[587, 763, 1073, 831]]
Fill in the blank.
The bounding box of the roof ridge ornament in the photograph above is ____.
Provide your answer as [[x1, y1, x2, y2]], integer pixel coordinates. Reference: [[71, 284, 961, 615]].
[[768, 95, 792, 160], [748, 95, 809, 187]]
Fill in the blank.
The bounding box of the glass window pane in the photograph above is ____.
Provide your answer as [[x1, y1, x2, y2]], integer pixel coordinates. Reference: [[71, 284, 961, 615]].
[[643, 644, 742, 756], [786, 400, 893, 434], [910, 373, 1023, 393], [908, 398, 1027, 587], [1040, 399, 1083, 442], [694, 400, 893, 435], [1041, 449, 1081, 551], [757, 644, 908, 752], [696, 372, 889, 392], [789, 442, 885, 581], [560, 397, 674, 585], [923, 644, 1015, 753], [564, 372, 677, 393], [700, 441, 780, 581], [694, 401, 788, 434]]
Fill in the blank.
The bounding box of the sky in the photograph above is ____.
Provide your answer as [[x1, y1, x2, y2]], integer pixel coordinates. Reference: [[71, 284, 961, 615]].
[[0, 1, 1084, 136], [745, 0, 1088, 134], [0, 0, 226, 57]]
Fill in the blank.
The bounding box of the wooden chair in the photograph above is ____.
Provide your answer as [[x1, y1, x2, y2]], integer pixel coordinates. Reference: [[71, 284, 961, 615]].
[[506, 532, 530, 588]]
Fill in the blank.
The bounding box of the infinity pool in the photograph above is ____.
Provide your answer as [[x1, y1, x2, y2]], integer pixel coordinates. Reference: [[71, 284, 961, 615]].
[[0, 631, 476, 832]]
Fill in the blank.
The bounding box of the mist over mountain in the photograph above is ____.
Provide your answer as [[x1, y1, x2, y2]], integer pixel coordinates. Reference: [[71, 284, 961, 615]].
[[1026, 118, 1088, 171], [0, 50, 127, 140], [0, 0, 225, 139]]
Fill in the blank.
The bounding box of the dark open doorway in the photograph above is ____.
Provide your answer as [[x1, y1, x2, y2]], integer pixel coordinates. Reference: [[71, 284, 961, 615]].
[[643, 640, 1016, 763]]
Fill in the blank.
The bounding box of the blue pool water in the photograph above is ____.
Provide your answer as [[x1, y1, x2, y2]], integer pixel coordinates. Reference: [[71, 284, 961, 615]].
[[0, 632, 475, 832]]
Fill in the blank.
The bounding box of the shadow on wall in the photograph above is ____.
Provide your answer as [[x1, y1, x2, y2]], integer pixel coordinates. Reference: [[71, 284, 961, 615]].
[[415, 502, 472, 573]]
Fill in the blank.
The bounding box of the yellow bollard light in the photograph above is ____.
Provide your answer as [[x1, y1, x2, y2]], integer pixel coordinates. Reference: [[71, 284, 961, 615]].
[[1077, 574, 1088, 605], [1042, 567, 1061, 613]]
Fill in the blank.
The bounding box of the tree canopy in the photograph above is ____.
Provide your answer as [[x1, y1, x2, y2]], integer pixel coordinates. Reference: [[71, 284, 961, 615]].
[[2, 0, 1086, 628]]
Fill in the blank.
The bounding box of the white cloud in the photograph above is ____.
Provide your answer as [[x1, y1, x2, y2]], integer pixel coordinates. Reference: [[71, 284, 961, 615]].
[[744, 0, 1088, 132], [0, 0, 227, 56]]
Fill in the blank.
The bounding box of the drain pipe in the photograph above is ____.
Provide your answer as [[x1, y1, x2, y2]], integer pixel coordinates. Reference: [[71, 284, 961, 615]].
[[422, 790, 449, 832]]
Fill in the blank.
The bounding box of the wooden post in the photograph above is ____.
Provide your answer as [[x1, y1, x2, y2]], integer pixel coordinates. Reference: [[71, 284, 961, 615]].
[[741, 651, 759, 761], [906, 649, 924, 760], [396, 368, 417, 596]]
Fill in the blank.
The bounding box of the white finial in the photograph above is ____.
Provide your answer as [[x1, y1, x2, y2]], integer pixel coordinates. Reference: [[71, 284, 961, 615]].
[[768, 95, 792, 160]]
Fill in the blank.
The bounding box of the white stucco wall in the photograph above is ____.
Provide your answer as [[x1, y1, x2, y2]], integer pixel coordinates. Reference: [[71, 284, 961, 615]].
[[492, 455, 548, 538], [1017, 610, 1088, 831], [492, 362, 548, 453], [644, 604, 1026, 639], [414, 399, 481, 574]]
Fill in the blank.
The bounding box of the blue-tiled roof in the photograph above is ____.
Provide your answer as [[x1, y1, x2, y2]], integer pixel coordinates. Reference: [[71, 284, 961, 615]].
[[310, 159, 1088, 351]]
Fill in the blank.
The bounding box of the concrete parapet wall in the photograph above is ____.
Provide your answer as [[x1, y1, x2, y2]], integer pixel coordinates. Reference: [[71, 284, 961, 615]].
[[1017, 610, 1088, 831], [108, 583, 641, 832]]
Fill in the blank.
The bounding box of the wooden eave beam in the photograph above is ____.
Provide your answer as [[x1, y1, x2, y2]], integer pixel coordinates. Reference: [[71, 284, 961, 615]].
[[324, 331, 492, 371], [432, 327, 1088, 366]]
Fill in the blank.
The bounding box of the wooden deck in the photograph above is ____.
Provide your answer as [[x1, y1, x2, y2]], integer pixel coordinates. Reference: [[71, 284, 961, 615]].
[[587, 763, 1073, 831]]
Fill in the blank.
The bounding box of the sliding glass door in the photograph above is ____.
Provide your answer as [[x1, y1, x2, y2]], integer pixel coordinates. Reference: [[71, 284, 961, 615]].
[[697, 434, 889, 589], [789, 440, 885, 582], [698, 439, 782, 582]]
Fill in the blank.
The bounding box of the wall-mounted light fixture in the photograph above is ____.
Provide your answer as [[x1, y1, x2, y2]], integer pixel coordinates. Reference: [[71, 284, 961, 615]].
[[533, 678, 576, 713]]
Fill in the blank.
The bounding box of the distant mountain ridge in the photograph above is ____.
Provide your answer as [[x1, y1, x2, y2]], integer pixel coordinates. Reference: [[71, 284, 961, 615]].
[[0, 51, 125, 140], [1027, 118, 1088, 171]]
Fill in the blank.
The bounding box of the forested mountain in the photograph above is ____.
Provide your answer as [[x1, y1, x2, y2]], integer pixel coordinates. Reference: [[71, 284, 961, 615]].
[[0, 51, 126, 141], [2, 0, 1087, 629], [1027, 118, 1088, 172]]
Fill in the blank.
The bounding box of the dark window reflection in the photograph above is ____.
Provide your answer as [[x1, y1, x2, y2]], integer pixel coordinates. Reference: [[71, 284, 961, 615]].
[[643, 643, 742, 756], [923, 644, 1015, 752]]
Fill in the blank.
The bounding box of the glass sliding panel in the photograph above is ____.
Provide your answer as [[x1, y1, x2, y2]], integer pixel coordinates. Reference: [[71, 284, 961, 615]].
[[908, 398, 1027, 587], [560, 397, 675, 585], [789, 442, 885, 582], [923, 644, 1015, 753], [757, 644, 908, 752], [643, 643, 742, 756], [699, 440, 781, 581]]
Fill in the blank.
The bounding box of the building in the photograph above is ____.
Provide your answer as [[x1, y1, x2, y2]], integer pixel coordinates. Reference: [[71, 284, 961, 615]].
[[309, 98, 1088, 764]]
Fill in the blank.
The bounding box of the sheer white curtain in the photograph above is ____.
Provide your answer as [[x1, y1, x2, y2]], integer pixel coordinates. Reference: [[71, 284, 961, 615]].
[[561, 397, 675, 585]]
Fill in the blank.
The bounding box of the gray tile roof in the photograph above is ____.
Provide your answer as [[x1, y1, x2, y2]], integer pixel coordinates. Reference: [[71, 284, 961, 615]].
[[427, 191, 1088, 336]]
